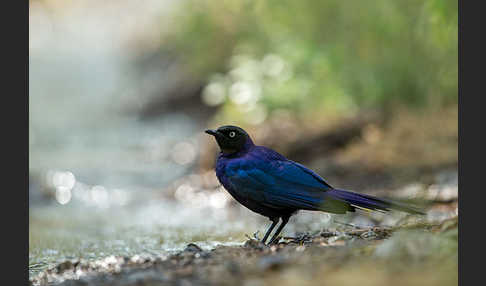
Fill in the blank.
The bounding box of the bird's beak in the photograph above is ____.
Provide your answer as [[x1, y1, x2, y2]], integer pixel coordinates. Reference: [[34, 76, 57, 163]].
[[205, 129, 218, 136]]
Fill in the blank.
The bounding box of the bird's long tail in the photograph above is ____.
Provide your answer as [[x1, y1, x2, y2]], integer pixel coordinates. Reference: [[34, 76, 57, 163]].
[[327, 188, 425, 215]]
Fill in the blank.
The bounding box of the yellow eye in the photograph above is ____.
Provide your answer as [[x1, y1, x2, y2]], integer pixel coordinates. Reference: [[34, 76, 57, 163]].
[[229, 131, 236, 138]]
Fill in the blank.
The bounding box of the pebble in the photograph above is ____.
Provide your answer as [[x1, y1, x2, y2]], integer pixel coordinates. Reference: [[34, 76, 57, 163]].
[[184, 243, 203, 252]]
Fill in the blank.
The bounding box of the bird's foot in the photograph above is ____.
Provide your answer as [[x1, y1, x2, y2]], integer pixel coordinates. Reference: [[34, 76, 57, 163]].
[[267, 236, 282, 246], [244, 235, 266, 249]]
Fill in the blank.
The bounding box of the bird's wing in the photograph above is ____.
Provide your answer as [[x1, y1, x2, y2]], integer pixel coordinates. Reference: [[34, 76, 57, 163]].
[[224, 157, 351, 213], [253, 146, 335, 189], [277, 160, 334, 189]]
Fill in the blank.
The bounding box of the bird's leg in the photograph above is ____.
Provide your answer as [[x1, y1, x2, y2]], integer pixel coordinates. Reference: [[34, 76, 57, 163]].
[[268, 216, 290, 245], [261, 217, 280, 244]]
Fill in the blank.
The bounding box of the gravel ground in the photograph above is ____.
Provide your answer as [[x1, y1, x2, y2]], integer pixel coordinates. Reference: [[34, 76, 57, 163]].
[[30, 214, 458, 286]]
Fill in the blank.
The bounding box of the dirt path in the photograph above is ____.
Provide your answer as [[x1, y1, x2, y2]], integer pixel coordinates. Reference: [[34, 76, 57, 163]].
[[30, 215, 457, 286]]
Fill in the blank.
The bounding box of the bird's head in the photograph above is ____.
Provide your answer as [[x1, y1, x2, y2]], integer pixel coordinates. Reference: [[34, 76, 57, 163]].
[[205, 125, 254, 155]]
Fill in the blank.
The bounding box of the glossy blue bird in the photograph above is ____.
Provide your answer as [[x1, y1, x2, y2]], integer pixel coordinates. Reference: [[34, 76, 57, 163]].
[[205, 125, 424, 244]]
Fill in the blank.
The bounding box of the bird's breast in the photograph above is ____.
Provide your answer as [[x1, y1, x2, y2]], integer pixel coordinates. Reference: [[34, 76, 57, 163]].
[[215, 158, 252, 197]]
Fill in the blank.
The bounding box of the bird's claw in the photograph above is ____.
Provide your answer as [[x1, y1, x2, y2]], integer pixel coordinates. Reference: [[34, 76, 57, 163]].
[[267, 236, 282, 246]]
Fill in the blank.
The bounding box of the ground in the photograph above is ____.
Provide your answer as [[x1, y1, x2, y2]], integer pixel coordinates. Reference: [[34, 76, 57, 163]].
[[31, 215, 458, 286], [29, 106, 458, 286]]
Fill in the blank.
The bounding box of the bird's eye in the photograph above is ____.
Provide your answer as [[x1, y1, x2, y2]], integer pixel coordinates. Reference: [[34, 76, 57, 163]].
[[228, 131, 236, 138]]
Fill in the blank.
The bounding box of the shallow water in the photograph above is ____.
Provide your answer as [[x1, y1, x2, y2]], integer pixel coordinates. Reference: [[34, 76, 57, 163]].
[[28, 0, 222, 278], [29, 198, 261, 277]]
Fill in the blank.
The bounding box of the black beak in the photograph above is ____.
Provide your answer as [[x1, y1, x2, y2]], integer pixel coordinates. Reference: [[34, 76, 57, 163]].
[[205, 129, 218, 136]]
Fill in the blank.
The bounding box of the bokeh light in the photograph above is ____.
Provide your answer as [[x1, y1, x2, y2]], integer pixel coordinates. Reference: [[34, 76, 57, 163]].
[[171, 141, 197, 165]]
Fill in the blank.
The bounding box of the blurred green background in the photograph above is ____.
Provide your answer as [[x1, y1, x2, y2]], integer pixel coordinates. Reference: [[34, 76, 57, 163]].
[[167, 0, 457, 124]]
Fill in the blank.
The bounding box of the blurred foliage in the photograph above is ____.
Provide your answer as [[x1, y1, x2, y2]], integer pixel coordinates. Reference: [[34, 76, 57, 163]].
[[165, 0, 457, 125], [337, 105, 458, 172]]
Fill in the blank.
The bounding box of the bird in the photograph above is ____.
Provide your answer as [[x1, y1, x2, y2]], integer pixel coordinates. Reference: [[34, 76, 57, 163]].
[[205, 125, 424, 245]]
